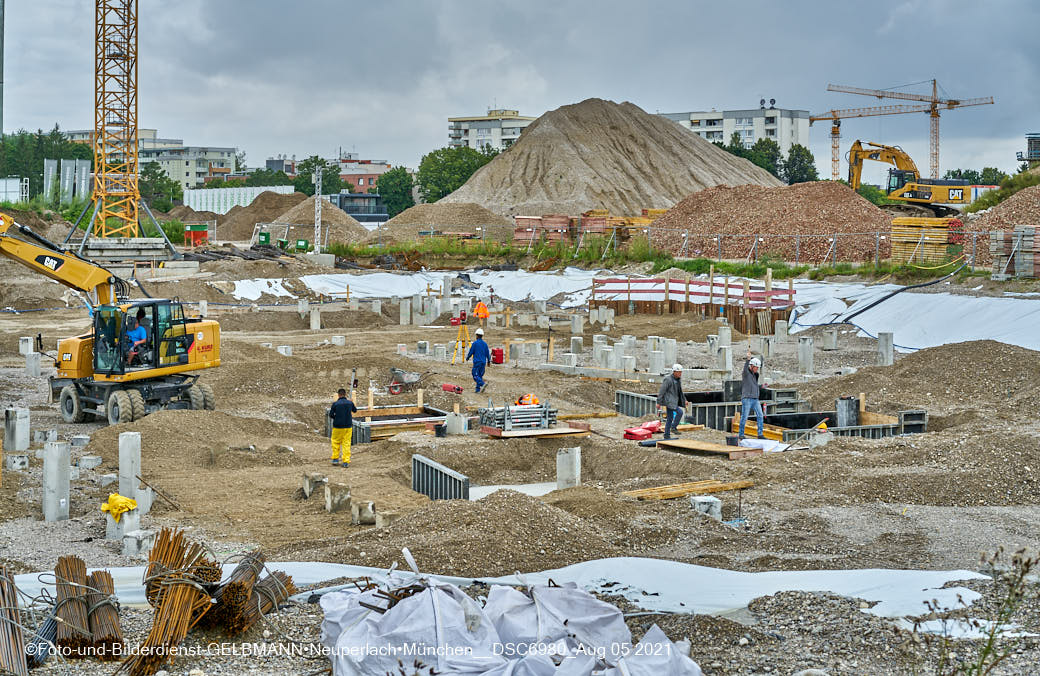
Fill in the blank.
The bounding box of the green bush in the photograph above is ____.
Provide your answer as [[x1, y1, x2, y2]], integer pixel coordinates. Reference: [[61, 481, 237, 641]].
[[964, 172, 1040, 213]]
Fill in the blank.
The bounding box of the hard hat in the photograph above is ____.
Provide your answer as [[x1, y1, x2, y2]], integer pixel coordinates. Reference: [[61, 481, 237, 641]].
[[475, 328, 484, 336], [749, 357, 762, 368], [672, 363, 683, 372]]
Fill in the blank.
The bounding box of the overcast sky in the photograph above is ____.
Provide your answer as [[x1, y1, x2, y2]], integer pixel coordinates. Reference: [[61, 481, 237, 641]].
[[5, 0, 1037, 185]]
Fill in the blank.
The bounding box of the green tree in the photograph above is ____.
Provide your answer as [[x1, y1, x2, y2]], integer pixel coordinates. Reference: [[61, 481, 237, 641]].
[[376, 166, 415, 218], [139, 162, 182, 212], [416, 145, 498, 203], [979, 167, 1009, 185], [782, 144, 819, 184], [748, 138, 783, 178], [725, 132, 748, 159], [245, 168, 292, 187], [234, 150, 247, 172], [944, 168, 982, 184], [856, 184, 890, 206], [293, 156, 343, 196]]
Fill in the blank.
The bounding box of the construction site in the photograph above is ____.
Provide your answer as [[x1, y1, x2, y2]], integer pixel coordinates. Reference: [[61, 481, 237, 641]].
[[1, 3, 1039, 676]]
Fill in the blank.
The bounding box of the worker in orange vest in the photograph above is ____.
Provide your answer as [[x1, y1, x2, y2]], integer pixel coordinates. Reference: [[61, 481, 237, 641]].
[[516, 393, 540, 406], [474, 300, 490, 324]]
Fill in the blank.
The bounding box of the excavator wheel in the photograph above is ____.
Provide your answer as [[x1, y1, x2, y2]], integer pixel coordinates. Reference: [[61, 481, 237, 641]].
[[198, 383, 216, 411], [59, 385, 86, 424], [127, 389, 147, 421], [107, 390, 133, 425], [186, 385, 206, 411]]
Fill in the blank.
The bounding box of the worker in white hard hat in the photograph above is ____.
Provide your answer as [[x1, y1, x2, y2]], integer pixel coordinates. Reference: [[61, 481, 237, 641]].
[[656, 363, 686, 440], [739, 348, 766, 440], [465, 327, 491, 393]]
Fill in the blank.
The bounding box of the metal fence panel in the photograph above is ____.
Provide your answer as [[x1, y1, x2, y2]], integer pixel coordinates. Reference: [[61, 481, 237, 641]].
[[412, 454, 469, 500]]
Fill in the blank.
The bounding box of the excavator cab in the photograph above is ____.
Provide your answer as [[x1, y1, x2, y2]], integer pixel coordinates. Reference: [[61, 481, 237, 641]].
[[887, 169, 916, 193], [92, 300, 194, 375]]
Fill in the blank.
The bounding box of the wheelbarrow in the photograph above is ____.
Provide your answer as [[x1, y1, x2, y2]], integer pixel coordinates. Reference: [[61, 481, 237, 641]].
[[388, 367, 425, 395]]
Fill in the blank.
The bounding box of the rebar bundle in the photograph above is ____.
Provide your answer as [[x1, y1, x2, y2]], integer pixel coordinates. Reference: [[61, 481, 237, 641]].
[[478, 402, 557, 430], [25, 614, 56, 669], [54, 555, 91, 655], [196, 550, 264, 630], [144, 528, 221, 608], [231, 571, 297, 636], [0, 566, 28, 676], [86, 571, 123, 660]]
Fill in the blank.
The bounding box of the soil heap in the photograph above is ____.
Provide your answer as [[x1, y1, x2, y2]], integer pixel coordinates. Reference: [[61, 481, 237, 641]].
[[440, 98, 781, 217], [273, 196, 370, 245], [165, 205, 220, 224], [650, 181, 892, 261], [973, 184, 1040, 229], [377, 202, 513, 243], [217, 191, 308, 240]]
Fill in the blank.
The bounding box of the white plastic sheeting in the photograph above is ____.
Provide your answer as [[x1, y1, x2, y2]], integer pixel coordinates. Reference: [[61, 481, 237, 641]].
[[227, 278, 296, 301], [320, 580, 702, 675]]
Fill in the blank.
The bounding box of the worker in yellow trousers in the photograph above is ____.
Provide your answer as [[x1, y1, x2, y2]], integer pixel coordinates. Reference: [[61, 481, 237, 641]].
[[329, 388, 358, 466]]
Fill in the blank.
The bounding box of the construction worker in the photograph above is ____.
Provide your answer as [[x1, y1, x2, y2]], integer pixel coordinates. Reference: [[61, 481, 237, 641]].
[[516, 393, 539, 406], [465, 327, 491, 393], [329, 388, 358, 467], [739, 349, 765, 440], [125, 317, 148, 365], [656, 364, 686, 440], [474, 299, 490, 324]]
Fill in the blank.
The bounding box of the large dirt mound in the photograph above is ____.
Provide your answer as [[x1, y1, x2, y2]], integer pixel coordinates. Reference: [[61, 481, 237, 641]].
[[217, 191, 308, 240], [165, 205, 220, 223], [440, 98, 781, 217], [800, 339, 1040, 417], [973, 184, 1040, 229], [651, 181, 892, 261], [378, 202, 513, 243], [274, 196, 370, 245]]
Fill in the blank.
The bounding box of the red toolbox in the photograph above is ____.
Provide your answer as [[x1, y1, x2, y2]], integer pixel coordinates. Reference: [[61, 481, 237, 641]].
[[624, 427, 653, 441], [491, 347, 504, 364]]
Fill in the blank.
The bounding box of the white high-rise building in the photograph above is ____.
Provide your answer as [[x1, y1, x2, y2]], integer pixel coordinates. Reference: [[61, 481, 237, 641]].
[[659, 107, 810, 155], [448, 109, 536, 152]]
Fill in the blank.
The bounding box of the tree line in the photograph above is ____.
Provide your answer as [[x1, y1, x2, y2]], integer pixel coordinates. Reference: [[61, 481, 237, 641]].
[[713, 132, 819, 184]]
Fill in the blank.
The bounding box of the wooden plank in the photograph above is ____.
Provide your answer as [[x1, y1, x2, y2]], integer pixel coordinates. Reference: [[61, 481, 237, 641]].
[[729, 416, 786, 441], [481, 425, 590, 439], [622, 479, 754, 500], [675, 424, 705, 432], [558, 412, 618, 420], [860, 411, 898, 425], [657, 438, 763, 460]]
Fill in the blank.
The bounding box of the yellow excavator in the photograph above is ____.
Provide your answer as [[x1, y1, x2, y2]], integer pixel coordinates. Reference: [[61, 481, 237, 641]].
[[0, 214, 220, 424], [847, 140, 970, 217]]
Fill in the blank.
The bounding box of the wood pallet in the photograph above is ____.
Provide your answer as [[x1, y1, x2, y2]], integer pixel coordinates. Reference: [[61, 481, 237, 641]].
[[656, 438, 762, 460], [481, 425, 590, 439], [622, 479, 754, 500]]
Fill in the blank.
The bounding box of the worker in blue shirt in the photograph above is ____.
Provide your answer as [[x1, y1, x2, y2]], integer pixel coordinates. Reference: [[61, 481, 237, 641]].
[[465, 327, 491, 393], [125, 317, 148, 365]]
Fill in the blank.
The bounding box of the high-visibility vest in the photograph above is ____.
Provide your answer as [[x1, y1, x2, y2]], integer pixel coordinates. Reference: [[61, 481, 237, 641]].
[[516, 393, 540, 406], [474, 302, 489, 319]]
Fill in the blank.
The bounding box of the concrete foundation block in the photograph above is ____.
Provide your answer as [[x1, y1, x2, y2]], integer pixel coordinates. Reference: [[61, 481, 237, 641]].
[[562, 352, 579, 367], [417, 341, 429, 355], [662, 338, 677, 366], [534, 300, 547, 314], [69, 466, 80, 481], [444, 412, 468, 435], [556, 447, 581, 489], [516, 313, 533, 327], [749, 335, 765, 354], [878, 332, 894, 366], [570, 336, 583, 353], [78, 455, 103, 470], [4, 408, 30, 451], [716, 345, 732, 372], [761, 336, 773, 358], [434, 344, 447, 361], [25, 352, 41, 377], [351, 500, 376, 525], [302, 472, 327, 499], [597, 347, 613, 369], [198, 300, 208, 317], [331, 335, 346, 346], [33, 429, 58, 444], [370, 300, 382, 314], [397, 343, 407, 355], [324, 482, 351, 513], [822, 327, 838, 351], [297, 299, 310, 317], [537, 315, 550, 329], [622, 334, 636, 350], [99, 474, 117, 488], [5, 453, 28, 471], [706, 335, 719, 356], [570, 315, 584, 334], [718, 326, 732, 347], [309, 308, 322, 331], [105, 507, 140, 540], [122, 529, 155, 557], [19, 337, 33, 355], [708, 368, 730, 380], [649, 350, 665, 374], [603, 308, 615, 326], [71, 434, 90, 448], [798, 336, 815, 375], [276, 345, 293, 356], [622, 355, 636, 373], [690, 495, 723, 521], [375, 511, 402, 528], [348, 299, 359, 312], [399, 298, 411, 325], [774, 320, 789, 342], [260, 342, 273, 349], [118, 432, 141, 500]]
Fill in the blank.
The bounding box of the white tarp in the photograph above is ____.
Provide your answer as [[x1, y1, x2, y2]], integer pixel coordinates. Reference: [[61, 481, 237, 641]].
[[227, 278, 296, 301]]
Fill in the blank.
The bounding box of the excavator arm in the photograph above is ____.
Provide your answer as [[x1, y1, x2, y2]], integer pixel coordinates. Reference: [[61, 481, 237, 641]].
[[0, 213, 123, 306], [846, 140, 921, 190]]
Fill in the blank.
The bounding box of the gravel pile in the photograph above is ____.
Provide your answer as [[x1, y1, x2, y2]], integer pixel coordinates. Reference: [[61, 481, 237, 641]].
[[217, 191, 308, 240], [274, 196, 370, 244], [973, 184, 1040, 229], [651, 181, 893, 261], [164, 204, 220, 223], [378, 202, 514, 243], [441, 98, 780, 217]]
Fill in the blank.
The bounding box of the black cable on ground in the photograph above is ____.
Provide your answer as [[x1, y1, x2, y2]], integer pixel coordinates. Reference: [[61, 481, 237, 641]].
[[843, 259, 969, 323]]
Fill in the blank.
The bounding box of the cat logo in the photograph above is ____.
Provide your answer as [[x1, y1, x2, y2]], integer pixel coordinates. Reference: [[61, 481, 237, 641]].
[[34, 254, 64, 272], [949, 189, 964, 201], [62, 353, 72, 361]]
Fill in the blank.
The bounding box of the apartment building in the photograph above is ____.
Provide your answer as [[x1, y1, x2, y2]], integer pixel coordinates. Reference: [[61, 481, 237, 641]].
[[448, 109, 536, 152], [659, 107, 810, 155], [139, 145, 237, 191], [66, 128, 183, 151]]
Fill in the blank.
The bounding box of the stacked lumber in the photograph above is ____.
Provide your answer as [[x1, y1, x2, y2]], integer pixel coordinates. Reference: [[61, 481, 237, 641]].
[[182, 244, 292, 264], [890, 217, 954, 264]]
